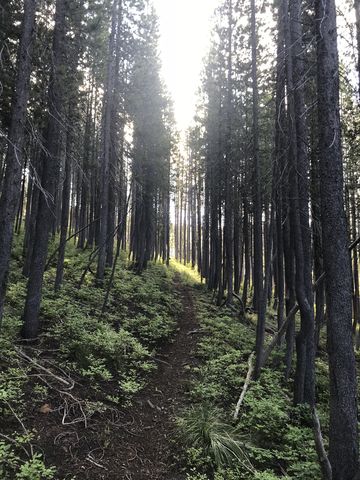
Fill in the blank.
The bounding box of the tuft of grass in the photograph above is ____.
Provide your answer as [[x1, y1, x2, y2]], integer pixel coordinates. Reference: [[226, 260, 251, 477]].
[[177, 403, 251, 469]]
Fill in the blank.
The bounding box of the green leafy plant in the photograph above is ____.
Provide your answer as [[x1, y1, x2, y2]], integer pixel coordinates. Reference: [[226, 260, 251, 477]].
[[0, 441, 55, 480], [16, 454, 55, 480]]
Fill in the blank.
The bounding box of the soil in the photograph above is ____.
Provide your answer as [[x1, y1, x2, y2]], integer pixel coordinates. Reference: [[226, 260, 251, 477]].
[[21, 278, 200, 480]]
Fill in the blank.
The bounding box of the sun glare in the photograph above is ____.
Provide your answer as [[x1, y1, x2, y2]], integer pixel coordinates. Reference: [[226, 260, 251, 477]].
[[153, 0, 219, 131]]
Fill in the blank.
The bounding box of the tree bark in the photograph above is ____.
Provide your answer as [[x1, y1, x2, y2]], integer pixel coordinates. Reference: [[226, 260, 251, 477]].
[[315, 0, 359, 474], [0, 0, 36, 326], [22, 0, 66, 339]]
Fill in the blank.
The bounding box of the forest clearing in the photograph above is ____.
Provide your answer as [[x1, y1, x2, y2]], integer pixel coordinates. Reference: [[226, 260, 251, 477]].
[[1, 0, 360, 478]]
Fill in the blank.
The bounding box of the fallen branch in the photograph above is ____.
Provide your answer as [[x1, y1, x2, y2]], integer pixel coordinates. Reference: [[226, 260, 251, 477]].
[[86, 454, 108, 471], [5, 401, 33, 452], [37, 374, 89, 428], [187, 329, 203, 336], [61, 392, 88, 428], [77, 223, 122, 289], [312, 407, 332, 480], [233, 352, 255, 420], [259, 304, 299, 370], [153, 357, 171, 366], [101, 191, 131, 312], [14, 347, 74, 390]]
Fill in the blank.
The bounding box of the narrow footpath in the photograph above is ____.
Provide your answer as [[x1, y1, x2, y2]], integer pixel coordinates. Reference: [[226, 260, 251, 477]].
[[100, 278, 199, 480]]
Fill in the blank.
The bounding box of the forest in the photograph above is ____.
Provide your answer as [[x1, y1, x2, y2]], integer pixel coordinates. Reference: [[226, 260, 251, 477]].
[[0, 0, 359, 478]]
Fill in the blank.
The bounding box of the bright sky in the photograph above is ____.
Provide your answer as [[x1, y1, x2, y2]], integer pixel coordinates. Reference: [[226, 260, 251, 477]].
[[152, 0, 357, 132], [153, 0, 219, 131]]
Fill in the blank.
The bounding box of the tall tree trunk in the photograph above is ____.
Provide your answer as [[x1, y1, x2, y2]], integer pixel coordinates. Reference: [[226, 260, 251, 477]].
[[285, 0, 315, 406], [351, 187, 360, 341], [22, 0, 66, 339], [242, 199, 250, 308], [251, 0, 265, 375], [315, 0, 360, 474], [97, 0, 118, 282], [355, 0, 360, 100], [0, 0, 36, 326], [224, 0, 234, 305], [54, 110, 72, 291], [250, 0, 263, 317]]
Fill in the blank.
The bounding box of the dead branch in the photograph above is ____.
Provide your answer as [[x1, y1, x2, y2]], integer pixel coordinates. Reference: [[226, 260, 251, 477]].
[[60, 392, 88, 428], [36, 375, 89, 428], [5, 400, 34, 456], [312, 407, 332, 480], [54, 430, 79, 445], [233, 351, 255, 420], [259, 304, 299, 370], [101, 191, 131, 312], [14, 347, 74, 390], [349, 235, 360, 251], [86, 454, 108, 470], [187, 329, 203, 335]]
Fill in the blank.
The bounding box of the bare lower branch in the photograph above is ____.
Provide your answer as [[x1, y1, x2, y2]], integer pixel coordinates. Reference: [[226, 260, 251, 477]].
[[233, 351, 255, 420]]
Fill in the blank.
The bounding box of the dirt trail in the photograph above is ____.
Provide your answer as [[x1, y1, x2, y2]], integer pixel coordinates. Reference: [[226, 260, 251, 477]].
[[14, 277, 200, 480], [26, 277, 199, 480], [102, 278, 199, 480]]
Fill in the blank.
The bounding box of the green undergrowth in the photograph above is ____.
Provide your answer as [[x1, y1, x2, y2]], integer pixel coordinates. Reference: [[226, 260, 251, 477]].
[[0, 236, 181, 479], [174, 265, 331, 480]]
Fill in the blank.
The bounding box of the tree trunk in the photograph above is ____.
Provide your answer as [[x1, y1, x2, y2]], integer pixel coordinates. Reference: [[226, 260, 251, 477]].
[[315, 0, 360, 474], [22, 0, 66, 339], [0, 0, 36, 326], [97, 0, 119, 282], [250, 0, 263, 315], [285, 0, 315, 406]]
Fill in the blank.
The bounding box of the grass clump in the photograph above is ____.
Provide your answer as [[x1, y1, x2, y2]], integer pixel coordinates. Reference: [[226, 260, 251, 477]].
[[177, 403, 254, 480]]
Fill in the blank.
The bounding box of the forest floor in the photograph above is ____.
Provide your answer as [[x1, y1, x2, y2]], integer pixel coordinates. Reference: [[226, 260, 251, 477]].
[[1, 250, 337, 480], [0, 259, 202, 480], [99, 278, 199, 480]]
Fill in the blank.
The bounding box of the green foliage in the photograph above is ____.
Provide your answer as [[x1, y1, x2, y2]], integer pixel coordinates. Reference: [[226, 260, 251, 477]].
[[277, 427, 319, 478], [37, 255, 179, 404], [241, 369, 289, 446], [1, 241, 181, 478], [178, 281, 324, 480], [16, 454, 56, 480], [5, 280, 27, 311], [55, 314, 152, 373], [214, 469, 287, 480], [119, 376, 144, 395], [0, 441, 55, 480], [170, 260, 203, 287], [124, 312, 175, 346], [81, 355, 113, 381], [0, 364, 28, 405], [188, 295, 255, 405], [177, 403, 250, 470], [253, 471, 285, 480], [186, 474, 209, 480]]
